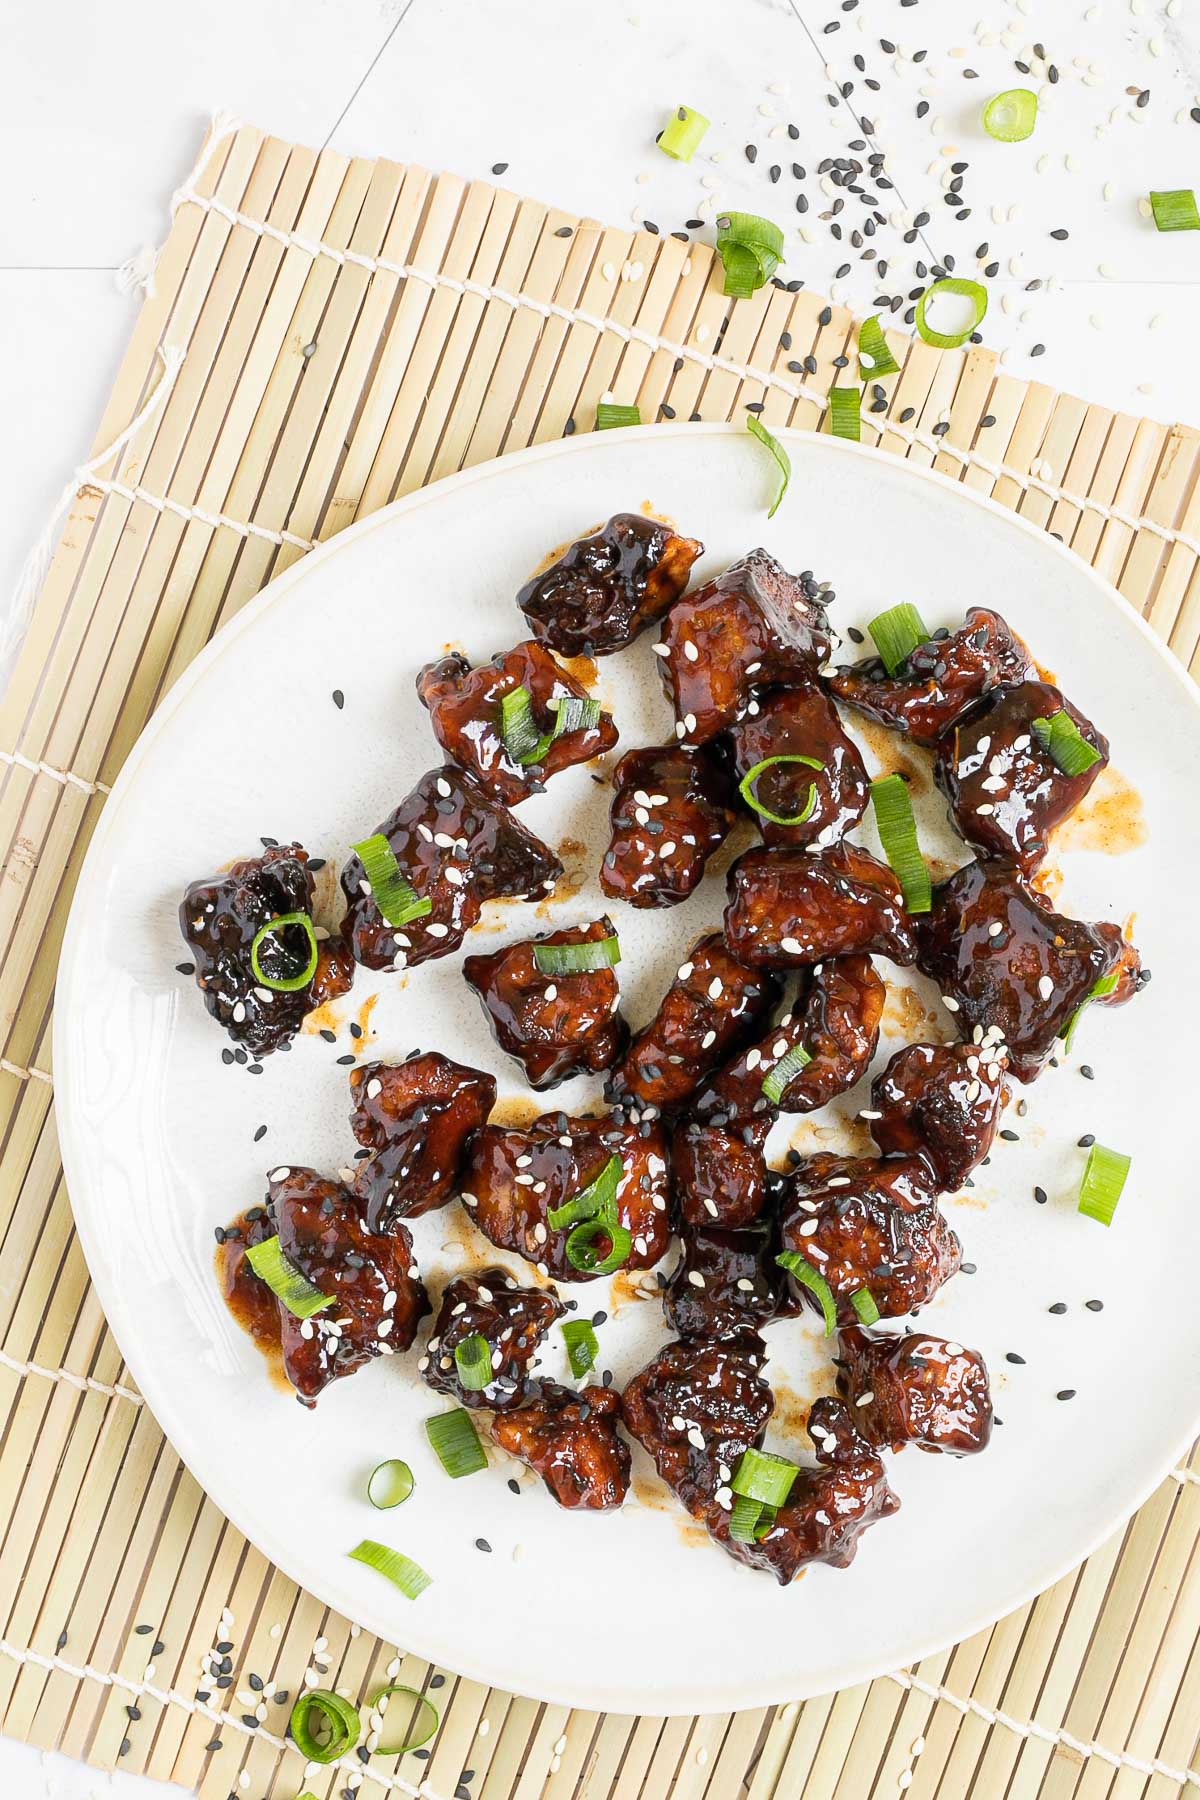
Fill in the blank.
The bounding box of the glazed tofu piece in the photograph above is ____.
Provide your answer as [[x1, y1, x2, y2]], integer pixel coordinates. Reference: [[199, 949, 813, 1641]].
[[868, 1041, 1004, 1190], [621, 1333, 774, 1518], [828, 606, 1032, 746], [724, 844, 918, 969], [463, 919, 627, 1090], [416, 639, 618, 805], [735, 955, 885, 1114], [662, 1222, 793, 1341], [180, 843, 353, 1056], [340, 766, 562, 972], [600, 744, 737, 909], [516, 513, 702, 656], [491, 1382, 631, 1509], [837, 1324, 993, 1456], [420, 1269, 564, 1410], [934, 679, 1108, 873], [656, 550, 833, 744], [728, 683, 868, 850], [348, 1053, 496, 1231]]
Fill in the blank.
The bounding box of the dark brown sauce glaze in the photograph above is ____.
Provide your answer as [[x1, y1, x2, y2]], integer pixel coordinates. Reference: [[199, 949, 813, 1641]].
[[600, 744, 737, 909], [828, 607, 1032, 746], [516, 513, 702, 657], [463, 919, 627, 1090], [728, 683, 869, 850]]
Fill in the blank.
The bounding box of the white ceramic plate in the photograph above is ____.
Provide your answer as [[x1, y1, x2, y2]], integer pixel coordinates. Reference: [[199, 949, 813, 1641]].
[[56, 425, 1200, 1715]]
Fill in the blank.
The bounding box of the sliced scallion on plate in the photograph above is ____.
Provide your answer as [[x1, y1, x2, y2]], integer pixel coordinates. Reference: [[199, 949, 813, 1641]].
[[367, 1459, 414, 1510], [546, 1154, 623, 1232], [731, 1446, 800, 1508], [868, 601, 930, 675], [1062, 970, 1120, 1054], [532, 933, 621, 976], [349, 1539, 432, 1599], [850, 1287, 881, 1325], [746, 414, 791, 517], [777, 1250, 837, 1336], [728, 1493, 774, 1543], [870, 774, 933, 914], [761, 1042, 812, 1105], [716, 211, 784, 297], [738, 753, 822, 827], [453, 1332, 493, 1392], [249, 911, 318, 992], [425, 1409, 487, 1478], [1077, 1142, 1131, 1226], [1032, 709, 1102, 777], [565, 1217, 632, 1276], [561, 1318, 600, 1377], [244, 1235, 331, 1320], [350, 834, 433, 928]]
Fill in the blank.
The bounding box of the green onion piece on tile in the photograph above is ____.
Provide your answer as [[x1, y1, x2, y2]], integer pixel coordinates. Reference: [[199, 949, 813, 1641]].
[[565, 1216, 632, 1276], [731, 1446, 801, 1508], [244, 1235, 331, 1320], [915, 277, 988, 349], [828, 384, 862, 441], [1032, 710, 1102, 777], [777, 1251, 838, 1337], [850, 1287, 881, 1326], [858, 314, 901, 377], [596, 401, 642, 429], [350, 834, 433, 928], [453, 1333, 493, 1393], [546, 1154, 623, 1232], [982, 87, 1038, 141], [288, 1689, 361, 1763], [761, 1042, 813, 1105], [738, 753, 822, 827], [1150, 188, 1200, 232], [367, 1459, 414, 1510], [561, 1319, 600, 1378], [373, 1684, 440, 1754], [658, 104, 710, 161], [870, 774, 933, 914], [425, 1409, 487, 1479], [532, 934, 621, 976], [1077, 1142, 1131, 1227], [868, 601, 930, 675], [746, 414, 791, 517], [348, 1539, 432, 1600], [248, 911, 319, 992]]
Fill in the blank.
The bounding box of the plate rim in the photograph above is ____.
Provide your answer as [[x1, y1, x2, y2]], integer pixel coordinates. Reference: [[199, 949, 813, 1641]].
[[54, 422, 1200, 1714]]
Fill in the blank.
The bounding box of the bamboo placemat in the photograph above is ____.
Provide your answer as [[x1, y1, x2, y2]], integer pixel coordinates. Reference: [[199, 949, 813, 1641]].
[[1, 114, 1198, 1800]]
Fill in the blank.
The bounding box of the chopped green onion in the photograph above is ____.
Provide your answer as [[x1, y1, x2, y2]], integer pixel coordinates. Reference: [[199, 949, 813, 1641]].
[[870, 773, 932, 914], [249, 911, 318, 992], [532, 934, 621, 976], [850, 1287, 881, 1326], [596, 402, 641, 429], [868, 601, 930, 675], [1062, 970, 1120, 1054], [1077, 1142, 1131, 1227], [915, 277, 988, 349], [565, 1217, 632, 1276], [550, 694, 602, 735], [289, 1689, 361, 1763], [731, 1446, 800, 1508], [500, 686, 554, 766], [350, 834, 433, 928], [373, 1684, 440, 1755], [561, 1319, 599, 1377], [367, 1459, 414, 1509], [761, 1042, 812, 1105], [658, 104, 710, 162], [546, 1154, 623, 1232], [425, 1409, 487, 1479], [244, 1235, 331, 1320], [716, 211, 784, 297], [982, 87, 1038, 142], [728, 1494, 776, 1543], [1149, 189, 1200, 232], [453, 1333, 493, 1392], [348, 1539, 432, 1600], [746, 414, 791, 518], [1032, 710, 1102, 777], [828, 384, 861, 441], [777, 1251, 837, 1337], [858, 315, 900, 378], [738, 754, 822, 827]]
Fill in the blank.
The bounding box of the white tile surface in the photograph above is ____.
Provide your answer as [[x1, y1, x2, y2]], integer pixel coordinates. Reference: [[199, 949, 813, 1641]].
[[1, 0, 1198, 1792]]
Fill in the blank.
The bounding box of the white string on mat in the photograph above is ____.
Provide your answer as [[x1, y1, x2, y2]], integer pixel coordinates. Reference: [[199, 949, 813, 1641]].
[[0, 1348, 140, 1405], [886, 1669, 1200, 1789], [0, 1637, 451, 1800], [157, 117, 1200, 564], [0, 1056, 51, 1085], [0, 747, 110, 797]]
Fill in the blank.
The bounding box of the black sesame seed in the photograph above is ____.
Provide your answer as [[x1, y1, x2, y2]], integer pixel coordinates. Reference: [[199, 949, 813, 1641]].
[[135, 1624, 154, 1635], [1034, 1186, 1048, 1204], [205, 1737, 223, 1752], [1057, 1389, 1076, 1401], [175, 961, 195, 976], [1079, 1065, 1095, 1080], [1077, 1133, 1096, 1148], [999, 1128, 1019, 1142], [475, 1537, 492, 1553], [491, 162, 508, 175], [1049, 1302, 1067, 1315], [1030, 344, 1046, 358], [57, 1631, 68, 1650], [1006, 1352, 1026, 1365]]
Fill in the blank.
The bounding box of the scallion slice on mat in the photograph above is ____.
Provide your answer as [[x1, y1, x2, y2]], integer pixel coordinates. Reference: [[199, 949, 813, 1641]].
[[915, 277, 988, 349]]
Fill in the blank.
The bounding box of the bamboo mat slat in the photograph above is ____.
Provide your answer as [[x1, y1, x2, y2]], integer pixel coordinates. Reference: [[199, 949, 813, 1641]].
[[1, 114, 1198, 1800]]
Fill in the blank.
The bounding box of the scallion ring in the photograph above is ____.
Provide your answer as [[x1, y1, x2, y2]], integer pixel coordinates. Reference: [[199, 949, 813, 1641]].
[[738, 753, 822, 827], [425, 1409, 487, 1479], [532, 934, 621, 976], [546, 1153, 622, 1232], [777, 1251, 837, 1337], [868, 601, 930, 675], [850, 1287, 881, 1326], [761, 1041, 812, 1105], [658, 104, 710, 162], [1062, 970, 1120, 1054], [716, 211, 784, 297], [350, 834, 433, 928], [289, 1688, 361, 1763], [367, 1459, 414, 1509], [1032, 710, 1102, 777], [746, 414, 791, 518], [982, 87, 1038, 142], [244, 1235, 331, 1320], [348, 1539, 432, 1599], [499, 686, 554, 766], [858, 315, 900, 378], [1077, 1142, 1131, 1227], [915, 277, 988, 350], [870, 773, 932, 914], [453, 1332, 493, 1393], [561, 1318, 599, 1377], [728, 1494, 776, 1543], [1150, 188, 1200, 232], [731, 1446, 800, 1508], [373, 1684, 440, 1755], [596, 402, 642, 429], [565, 1217, 632, 1276], [828, 384, 861, 441], [249, 911, 318, 992]]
